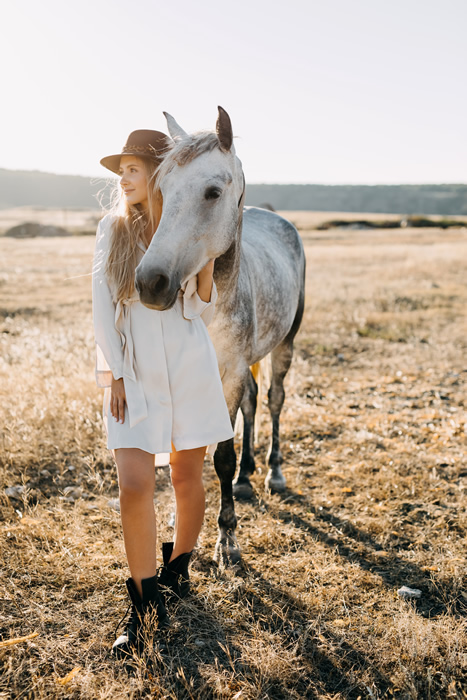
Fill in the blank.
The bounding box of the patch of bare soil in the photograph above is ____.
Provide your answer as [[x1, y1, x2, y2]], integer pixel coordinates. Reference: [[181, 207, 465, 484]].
[[0, 226, 465, 699]]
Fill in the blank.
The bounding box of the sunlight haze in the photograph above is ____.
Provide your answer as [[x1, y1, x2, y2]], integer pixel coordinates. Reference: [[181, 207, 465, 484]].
[[2, 0, 466, 184]]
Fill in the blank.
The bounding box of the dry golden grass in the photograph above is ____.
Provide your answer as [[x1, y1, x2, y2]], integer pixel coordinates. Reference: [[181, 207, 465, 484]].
[[0, 219, 466, 699]]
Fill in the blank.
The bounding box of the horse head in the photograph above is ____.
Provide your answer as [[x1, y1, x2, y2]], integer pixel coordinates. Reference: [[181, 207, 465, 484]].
[[135, 106, 244, 310]]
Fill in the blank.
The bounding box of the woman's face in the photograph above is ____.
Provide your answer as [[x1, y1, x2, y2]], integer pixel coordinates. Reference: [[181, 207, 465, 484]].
[[119, 156, 149, 209]]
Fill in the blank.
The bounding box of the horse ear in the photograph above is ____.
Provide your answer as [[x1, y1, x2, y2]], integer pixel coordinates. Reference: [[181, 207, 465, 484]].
[[163, 112, 188, 142], [216, 106, 233, 152]]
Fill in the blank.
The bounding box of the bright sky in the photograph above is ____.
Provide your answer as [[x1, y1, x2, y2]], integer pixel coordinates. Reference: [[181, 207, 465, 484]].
[[2, 0, 466, 184]]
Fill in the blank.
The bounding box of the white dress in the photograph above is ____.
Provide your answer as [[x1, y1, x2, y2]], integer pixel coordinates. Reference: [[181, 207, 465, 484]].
[[92, 214, 234, 463]]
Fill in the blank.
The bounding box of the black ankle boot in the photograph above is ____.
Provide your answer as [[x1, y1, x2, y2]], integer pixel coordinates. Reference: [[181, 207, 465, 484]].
[[158, 542, 193, 601], [112, 574, 169, 658]]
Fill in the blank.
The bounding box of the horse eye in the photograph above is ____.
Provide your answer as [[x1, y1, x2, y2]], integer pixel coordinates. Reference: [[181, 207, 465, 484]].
[[205, 186, 222, 200]]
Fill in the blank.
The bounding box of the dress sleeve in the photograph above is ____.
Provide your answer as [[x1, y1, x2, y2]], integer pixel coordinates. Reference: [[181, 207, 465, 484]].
[[92, 217, 124, 387], [182, 276, 218, 327]]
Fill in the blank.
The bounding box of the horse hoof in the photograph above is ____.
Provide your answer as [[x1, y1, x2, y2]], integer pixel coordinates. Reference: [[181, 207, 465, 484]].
[[213, 534, 242, 566], [265, 470, 286, 494], [233, 480, 254, 500]]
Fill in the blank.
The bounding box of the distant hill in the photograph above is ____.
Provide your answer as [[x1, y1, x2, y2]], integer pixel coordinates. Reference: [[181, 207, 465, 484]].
[[0, 168, 111, 210], [1, 168, 466, 215], [245, 183, 467, 216]]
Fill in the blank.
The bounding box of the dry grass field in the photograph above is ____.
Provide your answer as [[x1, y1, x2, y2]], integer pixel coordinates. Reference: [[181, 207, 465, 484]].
[[0, 211, 466, 699]]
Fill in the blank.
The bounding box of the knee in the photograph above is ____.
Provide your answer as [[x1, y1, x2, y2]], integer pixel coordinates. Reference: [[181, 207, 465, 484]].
[[118, 473, 153, 503], [170, 468, 204, 496]]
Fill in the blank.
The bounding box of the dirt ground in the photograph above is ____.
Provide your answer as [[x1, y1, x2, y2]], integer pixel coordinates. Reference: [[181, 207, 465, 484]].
[[0, 216, 466, 699]]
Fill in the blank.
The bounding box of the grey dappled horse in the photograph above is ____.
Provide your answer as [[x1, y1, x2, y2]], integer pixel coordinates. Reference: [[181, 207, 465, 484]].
[[135, 107, 305, 564]]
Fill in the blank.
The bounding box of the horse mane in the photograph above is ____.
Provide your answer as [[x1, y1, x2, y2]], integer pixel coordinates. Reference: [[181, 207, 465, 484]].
[[156, 132, 220, 187]]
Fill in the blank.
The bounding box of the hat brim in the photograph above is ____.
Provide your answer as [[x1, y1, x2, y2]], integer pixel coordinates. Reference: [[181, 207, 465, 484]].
[[100, 152, 162, 175], [99, 154, 123, 175]]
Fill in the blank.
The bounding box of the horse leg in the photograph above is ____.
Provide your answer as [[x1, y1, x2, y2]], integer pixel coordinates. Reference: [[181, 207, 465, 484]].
[[264, 340, 291, 493], [213, 370, 247, 565], [213, 438, 241, 564], [265, 290, 304, 492], [233, 370, 257, 500]]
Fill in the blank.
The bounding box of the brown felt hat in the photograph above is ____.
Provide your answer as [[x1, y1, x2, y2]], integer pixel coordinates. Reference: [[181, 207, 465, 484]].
[[100, 129, 170, 174]]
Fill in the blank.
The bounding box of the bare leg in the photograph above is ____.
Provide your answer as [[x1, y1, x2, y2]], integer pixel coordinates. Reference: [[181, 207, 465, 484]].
[[114, 448, 157, 597], [169, 445, 206, 561]]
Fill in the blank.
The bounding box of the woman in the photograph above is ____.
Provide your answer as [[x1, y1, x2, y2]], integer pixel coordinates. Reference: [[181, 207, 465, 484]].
[[93, 129, 234, 657]]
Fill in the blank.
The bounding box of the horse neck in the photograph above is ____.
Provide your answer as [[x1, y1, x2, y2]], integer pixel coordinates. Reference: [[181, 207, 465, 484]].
[[214, 211, 243, 304]]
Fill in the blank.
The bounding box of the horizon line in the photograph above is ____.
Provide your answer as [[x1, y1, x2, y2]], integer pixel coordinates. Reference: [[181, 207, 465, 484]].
[[0, 166, 466, 188]]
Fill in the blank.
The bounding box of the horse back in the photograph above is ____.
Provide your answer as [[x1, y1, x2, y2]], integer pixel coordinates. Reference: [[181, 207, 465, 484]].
[[242, 207, 304, 263], [242, 206, 305, 296], [238, 207, 305, 359]]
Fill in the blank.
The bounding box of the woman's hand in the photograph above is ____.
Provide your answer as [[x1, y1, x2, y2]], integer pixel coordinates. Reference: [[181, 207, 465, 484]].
[[111, 377, 126, 424], [197, 260, 214, 302]]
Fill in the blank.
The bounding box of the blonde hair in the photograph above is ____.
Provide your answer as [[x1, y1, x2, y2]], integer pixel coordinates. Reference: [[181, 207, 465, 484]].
[[105, 157, 163, 303]]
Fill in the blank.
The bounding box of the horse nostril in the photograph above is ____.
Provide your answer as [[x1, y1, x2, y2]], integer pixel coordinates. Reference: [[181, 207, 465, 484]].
[[149, 274, 169, 298], [135, 270, 172, 304]]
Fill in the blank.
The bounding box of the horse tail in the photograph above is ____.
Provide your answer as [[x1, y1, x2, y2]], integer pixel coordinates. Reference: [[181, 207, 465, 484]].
[[250, 362, 261, 383]]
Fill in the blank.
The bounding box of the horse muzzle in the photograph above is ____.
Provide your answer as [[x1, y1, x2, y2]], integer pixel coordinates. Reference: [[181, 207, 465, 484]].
[[135, 267, 179, 310]]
